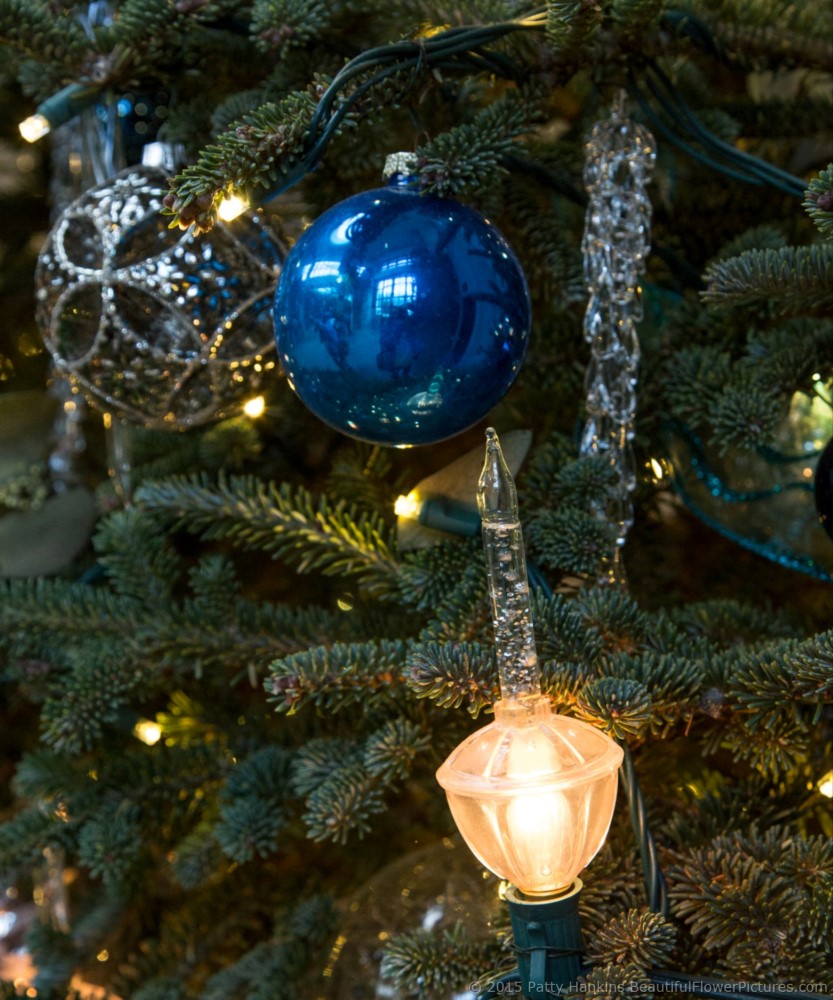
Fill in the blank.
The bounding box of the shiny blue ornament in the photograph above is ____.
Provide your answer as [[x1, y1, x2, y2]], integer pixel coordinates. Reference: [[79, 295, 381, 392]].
[[273, 174, 531, 445]]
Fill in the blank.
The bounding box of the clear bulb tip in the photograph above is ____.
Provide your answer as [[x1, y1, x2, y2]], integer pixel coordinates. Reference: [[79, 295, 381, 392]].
[[478, 428, 517, 521]]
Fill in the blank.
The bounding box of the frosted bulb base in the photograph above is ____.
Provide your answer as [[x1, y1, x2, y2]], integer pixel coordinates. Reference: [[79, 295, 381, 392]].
[[436, 697, 623, 898]]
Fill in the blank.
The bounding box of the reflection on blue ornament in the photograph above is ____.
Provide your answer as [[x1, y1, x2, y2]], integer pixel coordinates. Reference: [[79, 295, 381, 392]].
[[273, 175, 531, 445]]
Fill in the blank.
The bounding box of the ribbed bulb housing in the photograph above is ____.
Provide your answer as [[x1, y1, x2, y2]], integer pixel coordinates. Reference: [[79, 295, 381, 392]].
[[436, 696, 623, 898]]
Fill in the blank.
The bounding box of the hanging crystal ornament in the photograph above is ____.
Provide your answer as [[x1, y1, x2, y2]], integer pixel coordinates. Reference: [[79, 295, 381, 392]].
[[579, 92, 656, 587]]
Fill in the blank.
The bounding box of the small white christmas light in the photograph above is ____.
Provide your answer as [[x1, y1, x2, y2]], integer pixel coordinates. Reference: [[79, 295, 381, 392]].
[[217, 191, 250, 222], [19, 113, 51, 143], [133, 720, 162, 745], [243, 395, 266, 418]]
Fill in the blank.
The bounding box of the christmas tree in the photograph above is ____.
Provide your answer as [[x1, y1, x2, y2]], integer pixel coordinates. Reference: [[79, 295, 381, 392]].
[[1, 1, 832, 997]]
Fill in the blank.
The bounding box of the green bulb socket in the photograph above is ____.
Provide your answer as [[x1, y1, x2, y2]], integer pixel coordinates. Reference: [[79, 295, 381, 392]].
[[505, 879, 584, 997]]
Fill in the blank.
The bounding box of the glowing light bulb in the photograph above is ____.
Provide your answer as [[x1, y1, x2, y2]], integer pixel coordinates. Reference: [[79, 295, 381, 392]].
[[19, 114, 50, 143], [217, 191, 249, 222], [818, 769, 833, 798], [437, 697, 622, 898], [394, 492, 421, 519], [436, 429, 623, 899], [243, 395, 266, 418], [134, 720, 162, 745]]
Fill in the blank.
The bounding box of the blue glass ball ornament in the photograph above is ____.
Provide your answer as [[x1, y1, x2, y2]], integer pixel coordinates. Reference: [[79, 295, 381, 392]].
[[273, 173, 531, 446]]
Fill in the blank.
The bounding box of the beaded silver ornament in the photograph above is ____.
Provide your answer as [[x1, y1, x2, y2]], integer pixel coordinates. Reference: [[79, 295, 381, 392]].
[[579, 93, 656, 585], [35, 167, 286, 430]]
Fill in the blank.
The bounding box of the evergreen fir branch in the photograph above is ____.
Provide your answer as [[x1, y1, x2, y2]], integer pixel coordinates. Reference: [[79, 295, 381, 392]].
[[406, 640, 497, 716], [40, 647, 143, 754], [0, 805, 68, 873], [662, 346, 734, 432], [267, 639, 409, 714], [517, 430, 577, 509], [164, 86, 320, 231], [104, 0, 186, 54], [574, 676, 653, 738], [668, 827, 830, 970], [540, 657, 590, 706], [12, 747, 90, 803], [730, 636, 833, 722], [93, 509, 183, 608], [709, 223, 788, 262], [612, 0, 664, 30], [503, 179, 586, 305], [805, 164, 833, 239], [602, 652, 705, 734], [545, 0, 604, 60], [324, 440, 400, 519], [250, 0, 338, 56], [574, 587, 654, 655], [184, 555, 241, 624], [701, 244, 833, 310], [704, 18, 833, 73], [570, 965, 650, 994], [552, 454, 621, 511], [526, 506, 615, 578], [717, 713, 810, 780], [170, 825, 227, 891], [665, 598, 799, 647], [77, 801, 144, 889], [131, 977, 186, 1000], [292, 737, 358, 796], [709, 375, 787, 452], [584, 908, 676, 973], [302, 760, 387, 843], [0, 578, 146, 654], [202, 897, 337, 999], [417, 86, 544, 197], [579, 845, 646, 936], [380, 922, 499, 1000], [363, 717, 433, 781], [396, 539, 482, 612], [671, 853, 794, 955], [25, 921, 78, 999], [135, 474, 402, 596], [417, 559, 490, 644], [101, 742, 227, 812], [215, 795, 289, 863], [532, 590, 607, 666], [0, 0, 89, 67]]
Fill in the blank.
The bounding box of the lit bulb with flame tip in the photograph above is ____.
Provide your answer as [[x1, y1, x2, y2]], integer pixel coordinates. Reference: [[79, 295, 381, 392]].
[[436, 429, 623, 899]]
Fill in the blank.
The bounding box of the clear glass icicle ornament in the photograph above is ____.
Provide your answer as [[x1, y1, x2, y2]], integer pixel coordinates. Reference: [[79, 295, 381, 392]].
[[579, 91, 656, 587]]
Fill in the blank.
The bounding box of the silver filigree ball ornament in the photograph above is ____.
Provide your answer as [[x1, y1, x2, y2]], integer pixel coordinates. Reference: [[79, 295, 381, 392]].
[[35, 167, 286, 430]]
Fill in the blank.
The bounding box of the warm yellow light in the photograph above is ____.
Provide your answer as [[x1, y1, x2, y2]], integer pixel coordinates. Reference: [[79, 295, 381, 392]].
[[134, 720, 162, 745], [19, 114, 50, 143], [96, 950, 109, 962], [437, 696, 622, 898], [217, 191, 249, 222], [650, 457, 664, 479], [818, 770, 833, 798], [242, 395, 266, 418], [394, 492, 421, 519]]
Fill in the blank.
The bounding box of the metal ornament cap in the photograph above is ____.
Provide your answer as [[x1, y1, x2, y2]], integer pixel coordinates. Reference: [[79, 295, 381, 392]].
[[436, 696, 623, 898]]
